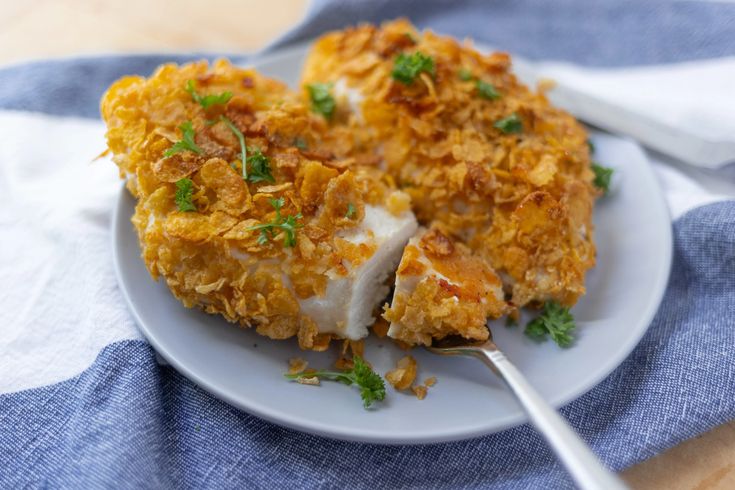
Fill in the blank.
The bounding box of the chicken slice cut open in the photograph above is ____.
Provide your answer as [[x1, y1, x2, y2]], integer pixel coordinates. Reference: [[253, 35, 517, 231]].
[[297, 204, 418, 340], [384, 227, 508, 346]]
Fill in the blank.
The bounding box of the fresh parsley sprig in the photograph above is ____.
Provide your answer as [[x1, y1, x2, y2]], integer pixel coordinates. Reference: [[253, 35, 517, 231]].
[[457, 68, 502, 100], [185, 79, 233, 109], [587, 138, 613, 194], [246, 148, 275, 184], [285, 356, 386, 409], [306, 82, 336, 120], [525, 301, 576, 347], [458, 68, 473, 81], [247, 197, 303, 247], [218, 115, 248, 179], [493, 113, 523, 134], [174, 178, 197, 212], [592, 162, 613, 194], [392, 51, 435, 85], [215, 116, 273, 184], [164, 121, 202, 158], [345, 203, 356, 219], [476, 79, 501, 100]]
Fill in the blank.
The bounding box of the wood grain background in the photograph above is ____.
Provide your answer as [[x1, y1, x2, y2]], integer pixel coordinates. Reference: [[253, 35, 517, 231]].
[[3, 1, 732, 488]]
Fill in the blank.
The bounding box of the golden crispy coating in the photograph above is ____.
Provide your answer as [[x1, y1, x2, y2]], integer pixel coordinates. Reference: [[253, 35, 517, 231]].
[[302, 19, 598, 308], [385, 355, 417, 390], [384, 227, 507, 345], [102, 59, 408, 348], [103, 20, 601, 350]]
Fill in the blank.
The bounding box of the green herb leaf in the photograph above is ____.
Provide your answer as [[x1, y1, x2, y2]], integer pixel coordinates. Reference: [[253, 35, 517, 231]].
[[293, 137, 308, 150], [185, 79, 233, 110], [345, 203, 356, 219], [524, 301, 576, 347], [505, 316, 518, 327], [391, 51, 435, 85], [493, 113, 523, 134], [174, 178, 197, 212], [306, 82, 336, 120], [592, 162, 613, 194], [476, 80, 501, 100], [247, 197, 303, 247], [164, 121, 202, 158], [218, 116, 247, 179], [285, 355, 386, 409], [404, 32, 417, 43], [246, 148, 275, 184], [587, 139, 596, 154], [458, 68, 473, 81]]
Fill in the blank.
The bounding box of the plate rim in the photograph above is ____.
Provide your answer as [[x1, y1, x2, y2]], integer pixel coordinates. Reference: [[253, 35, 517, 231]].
[[111, 46, 673, 444]]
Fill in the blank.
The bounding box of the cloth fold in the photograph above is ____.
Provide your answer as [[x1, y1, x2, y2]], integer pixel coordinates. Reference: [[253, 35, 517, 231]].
[[1, 1, 735, 488]]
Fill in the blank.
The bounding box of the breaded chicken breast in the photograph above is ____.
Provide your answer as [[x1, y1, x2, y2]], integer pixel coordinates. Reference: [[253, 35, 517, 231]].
[[102, 20, 600, 350], [102, 60, 416, 349], [301, 19, 598, 312]]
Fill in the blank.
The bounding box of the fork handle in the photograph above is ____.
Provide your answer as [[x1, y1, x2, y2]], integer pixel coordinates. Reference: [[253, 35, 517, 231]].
[[477, 349, 628, 490]]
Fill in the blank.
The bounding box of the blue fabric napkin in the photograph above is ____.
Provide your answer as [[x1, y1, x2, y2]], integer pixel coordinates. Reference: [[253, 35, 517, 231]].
[[1, 1, 735, 488]]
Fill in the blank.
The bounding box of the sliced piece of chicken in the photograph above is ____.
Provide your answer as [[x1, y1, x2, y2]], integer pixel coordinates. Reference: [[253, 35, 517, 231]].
[[384, 227, 508, 346], [298, 204, 417, 340]]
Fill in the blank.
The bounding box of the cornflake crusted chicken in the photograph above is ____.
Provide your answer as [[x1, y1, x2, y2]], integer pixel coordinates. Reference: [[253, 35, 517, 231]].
[[102, 60, 417, 350], [301, 19, 598, 312], [384, 227, 507, 346]]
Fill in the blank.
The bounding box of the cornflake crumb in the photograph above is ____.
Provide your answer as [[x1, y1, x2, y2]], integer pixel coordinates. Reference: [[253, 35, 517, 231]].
[[288, 357, 308, 375], [508, 309, 520, 324], [386, 190, 412, 216], [537, 77, 557, 93], [424, 376, 437, 387], [385, 355, 417, 390], [335, 340, 365, 370], [394, 340, 413, 351], [412, 385, 428, 400], [372, 317, 390, 338]]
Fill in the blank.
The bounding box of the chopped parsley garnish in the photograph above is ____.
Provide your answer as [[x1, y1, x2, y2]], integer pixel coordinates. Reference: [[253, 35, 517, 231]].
[[218, 115, 247, 179], [247, 197, 303, 247], [505, 316, 518, 327], [293, 137, 308, 150], [285, 355, 386, 409], [493, 113, 523, 134], [476, 79, 501, 100], [185, 79, 232, 110], [458, 69, 502, 100], [404, 32, 417, 43], [592, 162, 614, 194], [164, 121, 202, 158], [458, 68, 473, 81], [391, 51, 435, 85], [345, 203, 356, 219], [525, 301, 576, 347], [306, 82, 336, 120], [214, 116, 272, 184], [587, 139, 596, 154], [246, 148, 275, 184], [174, 178, 197, 212]]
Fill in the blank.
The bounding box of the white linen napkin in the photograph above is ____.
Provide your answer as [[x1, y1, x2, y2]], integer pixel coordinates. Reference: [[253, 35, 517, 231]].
[[515, 57, 735, 168]]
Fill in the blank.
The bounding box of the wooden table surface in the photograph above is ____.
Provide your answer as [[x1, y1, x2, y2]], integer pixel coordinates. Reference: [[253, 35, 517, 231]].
[[5, 1, 732, 488]]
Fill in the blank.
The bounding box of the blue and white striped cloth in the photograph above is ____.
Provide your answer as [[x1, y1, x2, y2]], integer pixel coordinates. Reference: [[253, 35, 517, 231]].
[[1, 1, 735, 488]]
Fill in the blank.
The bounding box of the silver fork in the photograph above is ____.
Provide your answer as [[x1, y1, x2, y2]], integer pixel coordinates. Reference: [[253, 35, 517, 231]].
[[427, 335, 628, 490]]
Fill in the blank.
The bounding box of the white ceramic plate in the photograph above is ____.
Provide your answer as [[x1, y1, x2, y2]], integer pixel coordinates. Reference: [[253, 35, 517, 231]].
[[111, 43, 672, 444]]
